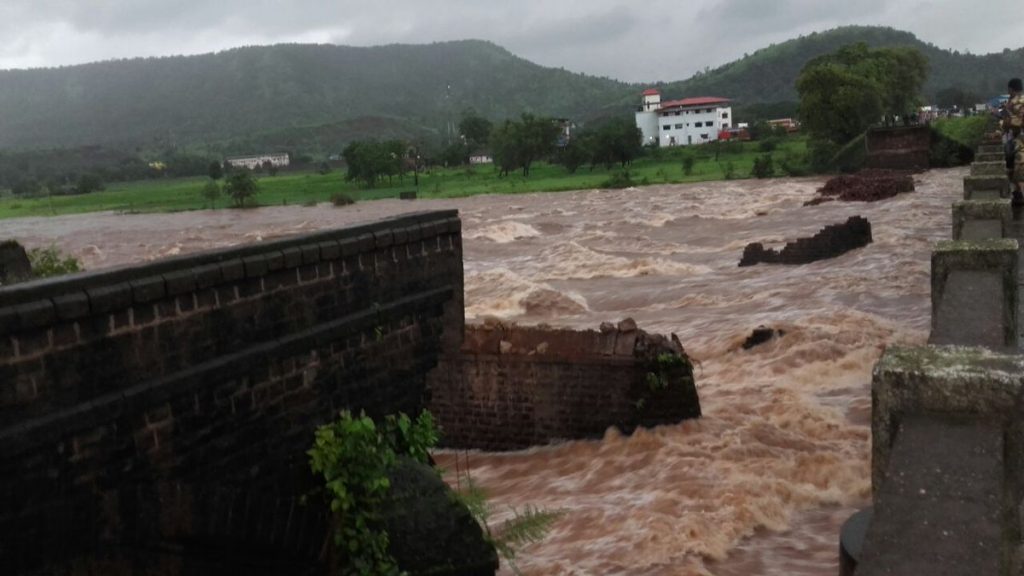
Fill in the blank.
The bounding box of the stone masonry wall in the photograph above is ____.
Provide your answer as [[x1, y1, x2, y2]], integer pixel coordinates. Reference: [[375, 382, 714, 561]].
[[427, 320, 701, 451], [0, 210, 465, 573]]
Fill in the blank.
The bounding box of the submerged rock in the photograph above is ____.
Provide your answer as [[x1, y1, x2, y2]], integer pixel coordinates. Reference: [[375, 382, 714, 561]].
[[739, 216, 873, 267], [742, 326, 786, 350], [0, 240, 31, 285], [383, 457, 499, 576]]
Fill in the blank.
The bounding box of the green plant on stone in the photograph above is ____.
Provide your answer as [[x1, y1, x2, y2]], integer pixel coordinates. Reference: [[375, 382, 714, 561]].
[[28, 245, 82, 278], [308, 410, 438, 576]]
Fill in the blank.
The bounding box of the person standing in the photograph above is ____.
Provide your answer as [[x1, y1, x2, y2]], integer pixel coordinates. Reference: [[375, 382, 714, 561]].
[[1002, 78, 1024, 204]]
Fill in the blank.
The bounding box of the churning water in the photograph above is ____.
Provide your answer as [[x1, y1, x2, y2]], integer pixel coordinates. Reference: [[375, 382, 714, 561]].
[[2, 168, 964, 574]]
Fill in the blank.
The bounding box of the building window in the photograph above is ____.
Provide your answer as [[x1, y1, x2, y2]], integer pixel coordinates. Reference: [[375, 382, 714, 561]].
[[674, 112, 681, 116], [694, 122, 702, 127], [674, 123, 683, 129], [721, 112, 729, 119], [701, 133, 709, 140], [663, 125, 671, 130]]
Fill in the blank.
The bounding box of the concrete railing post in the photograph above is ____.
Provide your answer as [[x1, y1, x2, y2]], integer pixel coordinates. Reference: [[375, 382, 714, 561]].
[[930, 239, 1019, 350], [951, 200, 1012, 241]]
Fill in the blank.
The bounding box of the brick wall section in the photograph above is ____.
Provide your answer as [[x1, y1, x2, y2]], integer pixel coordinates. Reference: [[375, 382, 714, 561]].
[[739, 216, 873, 267], [427, 321, 701, 451], [865, 126, 931, 170], [0, 210, 465, 572]]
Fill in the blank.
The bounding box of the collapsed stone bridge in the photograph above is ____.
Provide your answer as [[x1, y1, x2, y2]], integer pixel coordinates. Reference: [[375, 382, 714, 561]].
[[0, 211, 468, 573], [0, 207, 701, 574]]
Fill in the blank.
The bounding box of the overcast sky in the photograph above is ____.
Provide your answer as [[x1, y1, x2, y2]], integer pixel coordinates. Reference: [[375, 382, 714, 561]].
[[0, 1, 1019, 82]]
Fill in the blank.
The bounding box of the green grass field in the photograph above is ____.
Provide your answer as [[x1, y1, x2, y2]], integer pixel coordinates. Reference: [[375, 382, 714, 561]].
[[0, 138, 810, 220]]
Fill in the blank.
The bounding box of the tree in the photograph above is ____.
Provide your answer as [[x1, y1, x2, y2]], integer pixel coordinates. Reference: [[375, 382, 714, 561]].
[[588, 119, 642, 169], [200, 179, 221, 208], [490, 114, 560, 177], [76, 173, 104, 194], [223, 172, 258, 207], [797, 43, 928, 145], [342, 140, 406, 187], [554, 137, 591, 173], [208, 161, 223, 180], [751, 154, 775, 178], [459, 113, 493, 148]]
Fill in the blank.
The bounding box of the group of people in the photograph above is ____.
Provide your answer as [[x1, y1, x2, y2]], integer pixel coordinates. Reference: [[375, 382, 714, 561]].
[[1001, 78, 1024, 204]]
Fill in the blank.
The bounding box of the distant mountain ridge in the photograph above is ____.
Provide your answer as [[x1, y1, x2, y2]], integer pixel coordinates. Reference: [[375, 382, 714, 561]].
[[0, 27, 1019, 154]]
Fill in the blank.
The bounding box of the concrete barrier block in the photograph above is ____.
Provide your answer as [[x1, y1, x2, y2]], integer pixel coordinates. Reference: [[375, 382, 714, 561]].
[[971, 161, 1009, 177], [871, 345, 1024, 497], [931, 239, 1018, 349], [964, 175, 1010, 200], [951, 200, 1011, 241], [978, 144, 1004, 155], [976, 152, 1005, 163]]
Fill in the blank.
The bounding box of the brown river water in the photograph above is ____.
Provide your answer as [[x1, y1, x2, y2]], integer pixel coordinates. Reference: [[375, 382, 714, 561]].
[[0, 168, 964, 575]]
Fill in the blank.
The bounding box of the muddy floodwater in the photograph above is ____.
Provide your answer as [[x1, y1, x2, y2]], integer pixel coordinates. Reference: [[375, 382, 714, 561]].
[[1, 168, 964, 575]]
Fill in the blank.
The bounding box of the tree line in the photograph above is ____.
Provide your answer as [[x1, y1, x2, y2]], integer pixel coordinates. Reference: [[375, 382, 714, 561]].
[[342, 112, 644, 183]]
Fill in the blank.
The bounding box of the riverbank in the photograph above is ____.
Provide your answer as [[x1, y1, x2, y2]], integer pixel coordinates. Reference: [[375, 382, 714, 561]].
[[0, 137, 809, 220]]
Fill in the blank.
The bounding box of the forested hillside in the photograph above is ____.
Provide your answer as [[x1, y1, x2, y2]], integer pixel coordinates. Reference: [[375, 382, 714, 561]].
[[0, 40, 633, 151], [658, 26, 1024, 105], [0, 26, 1019, 155]]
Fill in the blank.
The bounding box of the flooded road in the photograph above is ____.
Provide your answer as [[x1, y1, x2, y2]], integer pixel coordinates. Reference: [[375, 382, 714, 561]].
[[1, 168, 963, 574]]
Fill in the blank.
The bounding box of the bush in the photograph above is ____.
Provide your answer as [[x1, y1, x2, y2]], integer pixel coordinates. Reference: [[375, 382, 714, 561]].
[[681, 156, 695, 176], [601, 170, 635, 189], [779, 151, 812, 176], [751, 154, 775, 178], [223, 172, 259, 207], [308, 410, 439, 575], [720, 161, 736, 180], [331, 193, 355, 206], [28, 245, 81, 278], [758, 137, 779, 153]]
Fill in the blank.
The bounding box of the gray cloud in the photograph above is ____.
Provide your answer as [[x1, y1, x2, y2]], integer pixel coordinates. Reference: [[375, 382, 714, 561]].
[[0, 0, 1019, 82]]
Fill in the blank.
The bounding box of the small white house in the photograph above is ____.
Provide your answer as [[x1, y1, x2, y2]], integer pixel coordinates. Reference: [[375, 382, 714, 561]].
[[635, 89, 733, 147], [225, 152, 290, 170]]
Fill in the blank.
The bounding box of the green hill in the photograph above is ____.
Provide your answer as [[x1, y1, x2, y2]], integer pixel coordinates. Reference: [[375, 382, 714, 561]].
[[0, 40, 634, 152], [0, 27, 1020, 155], [657, 26, 1024, 106]]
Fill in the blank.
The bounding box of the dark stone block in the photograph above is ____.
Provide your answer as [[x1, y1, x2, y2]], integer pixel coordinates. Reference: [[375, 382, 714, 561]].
[[86, 283, 132, 314], [338, 238, 359, 258], [265, 251, 285, 272], [193, 264, 223, 289], [163, 270, 197, 296], [242, 255, 269, 278], [393, 227, 409, 245], [220, 259, 245, 282], [318, 240, 341, 261], [355, 233, 375, 254], [374, 230, 394, 248], [301, 245, 320, 265], [14, 300, 54, 330], [0, 306, 20, 335], [129, 276, 166, 303], [281, 247, 303, 269]]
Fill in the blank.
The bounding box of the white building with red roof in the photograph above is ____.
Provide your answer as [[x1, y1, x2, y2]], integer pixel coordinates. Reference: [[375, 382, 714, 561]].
[[635, 89, 733, 147]]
